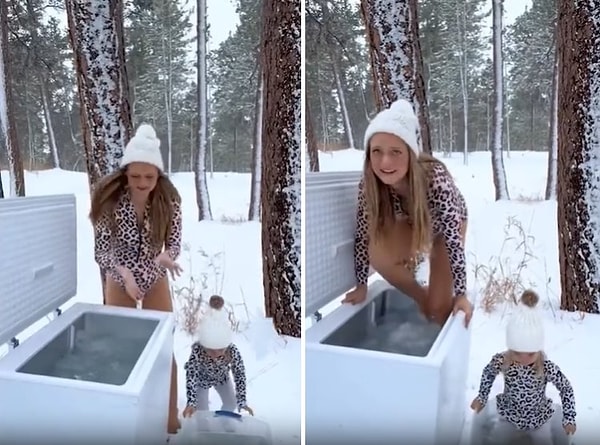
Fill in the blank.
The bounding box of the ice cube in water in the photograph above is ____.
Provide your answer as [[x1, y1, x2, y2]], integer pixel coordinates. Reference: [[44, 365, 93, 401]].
[[48, 329, 147, 385], [357, 304, 440, 357]]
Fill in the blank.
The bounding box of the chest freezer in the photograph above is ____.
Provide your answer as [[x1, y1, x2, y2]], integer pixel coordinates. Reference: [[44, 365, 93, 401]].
[[0, 194, 175, 445], [305, 171, 471, 445]]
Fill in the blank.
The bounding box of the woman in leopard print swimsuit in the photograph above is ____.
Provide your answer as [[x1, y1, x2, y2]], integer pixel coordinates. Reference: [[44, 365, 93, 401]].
[[343, 98, 472, 326], [90, 124, 183, 435], [182, 296, 253, 418], [471, 290, 576, 444]]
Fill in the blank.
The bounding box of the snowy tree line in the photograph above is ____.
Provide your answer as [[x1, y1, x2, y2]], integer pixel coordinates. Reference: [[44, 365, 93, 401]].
[[306, 0, 555, 159], [0, 0, 262, 175]]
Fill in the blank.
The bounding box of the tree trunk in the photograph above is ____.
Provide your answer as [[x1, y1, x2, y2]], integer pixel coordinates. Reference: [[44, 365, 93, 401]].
[[194, 0, 212, 221], [260, 0, 301, 338], [66, 0, 132, 305], [545, 48, 559, 200], [305, 100, 320, 172], [490, 0, 510, 200], [332, 60, 355, 149], [248, 66, 263, 221], [65, 0, 132, 190], [0, 0, 25, 197], [41, 82, 60, 169], [556, 0, 600, 313], [360, 0, 431, 154]]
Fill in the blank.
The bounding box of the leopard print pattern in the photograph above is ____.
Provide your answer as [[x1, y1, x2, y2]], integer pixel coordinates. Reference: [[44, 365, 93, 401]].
[[93, 188, 182, 298], [184, 342, 248, 410], [354, 162, 468, 297], [476, 353, 577, 430]]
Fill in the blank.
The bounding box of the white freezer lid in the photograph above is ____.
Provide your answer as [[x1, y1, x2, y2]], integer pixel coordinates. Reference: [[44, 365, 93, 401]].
[[305, 171, 363, 315], [0, 194, 78, 345]]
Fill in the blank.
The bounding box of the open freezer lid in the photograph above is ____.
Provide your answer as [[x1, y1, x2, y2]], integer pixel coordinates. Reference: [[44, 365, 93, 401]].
[[0, 194, 78, 345], [305, 171, 363, 315]]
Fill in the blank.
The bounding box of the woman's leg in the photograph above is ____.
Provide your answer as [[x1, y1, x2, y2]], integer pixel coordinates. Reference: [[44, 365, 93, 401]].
[[143, 277, 181, 434], [104, 276, 136, 308], [368, 218, 428, 309], [426, 220, 468, 325]]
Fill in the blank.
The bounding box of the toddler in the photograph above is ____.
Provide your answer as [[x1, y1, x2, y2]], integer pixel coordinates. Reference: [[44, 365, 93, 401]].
[[471, 290, 576, 444], [182, 295, 253, 418]]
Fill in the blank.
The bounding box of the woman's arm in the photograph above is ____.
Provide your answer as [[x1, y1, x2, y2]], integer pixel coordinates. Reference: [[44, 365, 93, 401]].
[[229, 344, 248, 411], [165, 199, 183, 261], [430, 166, 467, 298], [354, 179, 370, 286]]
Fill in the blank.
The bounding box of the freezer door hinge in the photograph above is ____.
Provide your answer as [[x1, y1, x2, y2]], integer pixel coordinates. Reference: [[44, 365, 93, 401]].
[[9, 337, 19, 349], [312, 311, 323, 323]]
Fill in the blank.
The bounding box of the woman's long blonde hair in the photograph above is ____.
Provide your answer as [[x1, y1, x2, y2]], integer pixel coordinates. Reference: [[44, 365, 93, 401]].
[[363, 146, 447, 255], [89, 168, 181, 249]]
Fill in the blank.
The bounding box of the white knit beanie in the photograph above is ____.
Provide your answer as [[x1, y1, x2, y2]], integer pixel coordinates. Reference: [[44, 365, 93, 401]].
[[363, 98, 420, 155], [120, 124, 164, 172], [196, 296, 233, 350], [506, 290, 544, 353]]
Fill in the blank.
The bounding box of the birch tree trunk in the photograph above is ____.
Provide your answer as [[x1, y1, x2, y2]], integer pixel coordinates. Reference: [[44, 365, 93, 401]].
[[360, 0, 431, 154], [260, 0, 301, 338], [556, 0, 600, 313], [545, 48, 559, 200], [490, 0, 510, 200], [248, 67, 263, 221], [194, 0, 212, 221], [0, 0, 25, 197]]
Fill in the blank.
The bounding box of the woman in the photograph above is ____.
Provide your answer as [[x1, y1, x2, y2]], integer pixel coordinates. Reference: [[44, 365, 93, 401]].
[[90, 124, 183, 434], [343, 98, 473, 327]]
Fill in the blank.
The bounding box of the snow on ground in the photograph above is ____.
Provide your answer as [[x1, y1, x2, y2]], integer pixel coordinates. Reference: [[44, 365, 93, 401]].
[[314, 148, 600, 444], [0, 169, 301, 445]]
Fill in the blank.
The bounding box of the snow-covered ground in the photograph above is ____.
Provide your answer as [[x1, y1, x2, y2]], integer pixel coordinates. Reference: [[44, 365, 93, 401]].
[[314, 148, 600, 444], [0, 169, 301, 445]]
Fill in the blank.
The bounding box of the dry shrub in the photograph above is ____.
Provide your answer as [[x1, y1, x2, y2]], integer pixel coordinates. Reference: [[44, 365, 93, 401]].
[[171, 244, 252, 337], [171, 244, 225, 336], [472, 216, 537, 313], [514, 193, 543, 203], [220, 215, 246, 224]]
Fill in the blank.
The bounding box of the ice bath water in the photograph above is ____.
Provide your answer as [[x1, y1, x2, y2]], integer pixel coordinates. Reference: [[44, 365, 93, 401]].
[[357, 306, 441, 357], [47, 329, 147, 385]]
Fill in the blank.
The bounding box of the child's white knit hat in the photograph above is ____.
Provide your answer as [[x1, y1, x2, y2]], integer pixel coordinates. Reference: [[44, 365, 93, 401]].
[[196, 296, 233, 350], [363, 98, 420, 155], [506, 290, 544, 353]]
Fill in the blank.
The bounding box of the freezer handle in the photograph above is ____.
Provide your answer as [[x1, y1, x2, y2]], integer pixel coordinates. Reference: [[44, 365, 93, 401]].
[[214, 410, 242, 420]]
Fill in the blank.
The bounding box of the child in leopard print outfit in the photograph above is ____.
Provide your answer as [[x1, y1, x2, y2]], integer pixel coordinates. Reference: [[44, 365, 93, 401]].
[[182, 296, 253, 418], [471, 290, 576, 444]]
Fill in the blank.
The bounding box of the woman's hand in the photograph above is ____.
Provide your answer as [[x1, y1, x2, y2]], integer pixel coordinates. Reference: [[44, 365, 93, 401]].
[[182, 405, 196, 418], [241, 405, 254, 416], [117, 266, 142, 301], [452, 294, 473, 327], [342, 284, 367, 305], [155, 252, 183, 279]]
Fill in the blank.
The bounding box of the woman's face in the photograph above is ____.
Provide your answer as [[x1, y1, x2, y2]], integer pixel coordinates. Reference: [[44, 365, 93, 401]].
[[368, 132, 411, 186], [125, 162, 160, 198]]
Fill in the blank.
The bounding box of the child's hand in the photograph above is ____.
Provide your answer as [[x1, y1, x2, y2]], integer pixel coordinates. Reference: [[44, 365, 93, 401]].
[[182, 405, 197, 418], [241, 405, 254, 416], [564, 423, 576, 435], [470, 397, 483, 413]]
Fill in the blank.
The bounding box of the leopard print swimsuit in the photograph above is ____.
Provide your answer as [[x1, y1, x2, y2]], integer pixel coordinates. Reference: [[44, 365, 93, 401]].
[[476, 353, 576, 430], [184, 342, 248, 410], [354, 162, 468, 297], [93, 188, 182, 298]]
